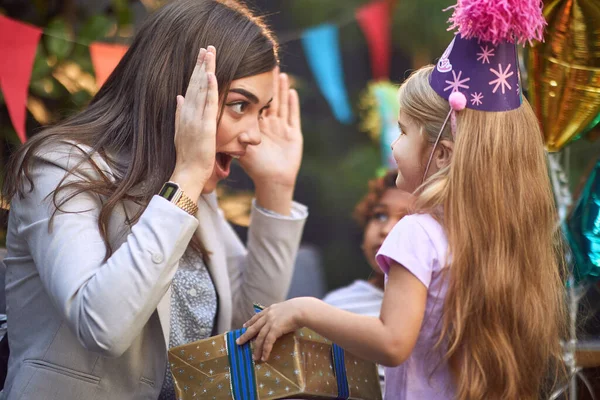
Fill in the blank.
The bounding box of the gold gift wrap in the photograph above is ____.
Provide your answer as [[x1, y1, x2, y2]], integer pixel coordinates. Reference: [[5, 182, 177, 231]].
[[168, 327, 382, 400]]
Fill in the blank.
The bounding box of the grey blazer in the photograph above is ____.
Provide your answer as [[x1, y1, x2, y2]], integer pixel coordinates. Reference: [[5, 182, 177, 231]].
[[1, 143, 306, 400]]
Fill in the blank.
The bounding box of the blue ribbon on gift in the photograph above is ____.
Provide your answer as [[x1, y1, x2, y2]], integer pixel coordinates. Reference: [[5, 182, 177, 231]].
[[226, 304, 350, 400], [331, 343, 350, 399], [226, 328, 258, 400], [224, 305, 264, 399]]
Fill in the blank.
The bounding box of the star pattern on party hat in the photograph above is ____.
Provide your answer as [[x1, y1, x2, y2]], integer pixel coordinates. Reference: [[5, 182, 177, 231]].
[[430, 36, 521, 111], [489, 63, 514, 94], [477, 45, 495, 64], [428, 0, 546, 112], [444, 70, 471, 93], [470, 92, 483, 106]]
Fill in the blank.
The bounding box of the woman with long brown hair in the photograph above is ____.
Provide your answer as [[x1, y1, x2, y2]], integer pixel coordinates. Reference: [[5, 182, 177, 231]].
[[239, 1, 567, 399], [1, 1, 306, 399]]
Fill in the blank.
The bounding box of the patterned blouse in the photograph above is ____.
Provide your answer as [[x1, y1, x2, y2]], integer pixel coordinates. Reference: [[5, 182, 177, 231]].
[[159, 246, 218, 399]]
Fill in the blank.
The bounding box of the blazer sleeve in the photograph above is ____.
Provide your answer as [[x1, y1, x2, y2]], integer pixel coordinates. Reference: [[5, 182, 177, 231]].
[[12, 144, 198, 357], [224, 201, 308, 329]]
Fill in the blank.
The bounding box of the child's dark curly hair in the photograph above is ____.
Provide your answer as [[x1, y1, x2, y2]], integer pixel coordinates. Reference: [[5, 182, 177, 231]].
[[353, 170, 398, 228]]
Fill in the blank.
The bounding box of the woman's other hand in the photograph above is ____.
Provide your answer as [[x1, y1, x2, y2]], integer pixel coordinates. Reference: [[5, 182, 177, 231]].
[[240, 70, 303, 215]]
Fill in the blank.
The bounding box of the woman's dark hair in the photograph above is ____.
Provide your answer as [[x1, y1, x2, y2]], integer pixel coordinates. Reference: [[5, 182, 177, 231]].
[[3, 0, 279, 260], [353, 170, 398, 228]]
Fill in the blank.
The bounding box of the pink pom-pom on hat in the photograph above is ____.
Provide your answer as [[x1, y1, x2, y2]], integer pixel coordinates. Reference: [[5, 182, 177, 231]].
[[449, 91, 467, 111], [447, 0, 547, 46]]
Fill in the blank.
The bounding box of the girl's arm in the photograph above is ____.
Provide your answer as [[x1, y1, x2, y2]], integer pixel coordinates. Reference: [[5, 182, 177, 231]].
[[237, 261, 427, 367]]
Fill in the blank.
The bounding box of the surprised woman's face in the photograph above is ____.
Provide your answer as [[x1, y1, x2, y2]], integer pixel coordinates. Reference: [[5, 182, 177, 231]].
[[202, 69, 275, 193]]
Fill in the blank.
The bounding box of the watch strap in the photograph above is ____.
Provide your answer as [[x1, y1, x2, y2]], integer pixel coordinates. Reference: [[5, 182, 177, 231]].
[[175, 191, 198, 216], [159, 182, 198, 216]]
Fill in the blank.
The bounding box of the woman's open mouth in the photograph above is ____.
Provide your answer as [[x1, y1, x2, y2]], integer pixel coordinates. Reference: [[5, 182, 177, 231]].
[[215, 152, 244, 179], [215, 153, 233, 179]]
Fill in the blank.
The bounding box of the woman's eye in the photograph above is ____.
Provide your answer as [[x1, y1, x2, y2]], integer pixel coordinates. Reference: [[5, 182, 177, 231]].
[[259, 105, 270, 118], [228, 102, 248, 115]]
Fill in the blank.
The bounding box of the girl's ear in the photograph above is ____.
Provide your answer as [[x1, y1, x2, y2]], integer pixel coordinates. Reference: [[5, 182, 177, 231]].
[[435, 139, 454, 170]]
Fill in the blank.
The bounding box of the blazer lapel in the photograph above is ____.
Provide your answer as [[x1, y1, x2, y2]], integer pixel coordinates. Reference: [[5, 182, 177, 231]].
[[196, 193, 232, 334], [156, 288, 172, 348]]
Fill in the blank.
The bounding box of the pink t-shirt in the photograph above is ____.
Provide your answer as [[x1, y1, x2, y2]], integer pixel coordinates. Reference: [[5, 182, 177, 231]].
[[376, 214, 455, 400]]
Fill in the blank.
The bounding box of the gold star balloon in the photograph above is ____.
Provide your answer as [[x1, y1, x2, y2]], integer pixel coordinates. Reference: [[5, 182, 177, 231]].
[[528, 0, 600, 152]]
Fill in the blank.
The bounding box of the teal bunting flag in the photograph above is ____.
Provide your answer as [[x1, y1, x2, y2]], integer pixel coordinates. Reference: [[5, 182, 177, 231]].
[[301, 24, 354, 124]]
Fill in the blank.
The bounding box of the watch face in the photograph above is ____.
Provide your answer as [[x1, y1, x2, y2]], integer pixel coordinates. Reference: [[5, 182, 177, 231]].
[[160, 182, 179, 201]]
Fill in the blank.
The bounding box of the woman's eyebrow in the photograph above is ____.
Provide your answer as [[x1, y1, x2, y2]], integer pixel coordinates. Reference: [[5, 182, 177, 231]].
[[228, 88, 259, 104]]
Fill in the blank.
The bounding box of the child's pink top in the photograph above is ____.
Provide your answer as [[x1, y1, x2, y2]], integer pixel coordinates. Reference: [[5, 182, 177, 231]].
[[376, 213, 454, 400]]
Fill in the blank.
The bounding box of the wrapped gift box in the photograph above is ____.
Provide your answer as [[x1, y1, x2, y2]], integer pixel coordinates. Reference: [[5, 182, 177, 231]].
[[168, 327, 382, 400]]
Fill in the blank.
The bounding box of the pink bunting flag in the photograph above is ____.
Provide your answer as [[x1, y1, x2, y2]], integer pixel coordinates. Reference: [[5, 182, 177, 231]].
[[0, 15, 42, 143], [356, 1, 391, 80]]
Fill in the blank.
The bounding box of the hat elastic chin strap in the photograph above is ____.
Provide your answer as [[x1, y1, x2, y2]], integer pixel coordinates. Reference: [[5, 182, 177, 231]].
[[422, 108, 452, 184]]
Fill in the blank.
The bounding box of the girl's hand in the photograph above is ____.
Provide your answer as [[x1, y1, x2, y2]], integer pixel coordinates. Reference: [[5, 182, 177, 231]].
[[170, 46, 219, 202], [236, 298, 312, 362]]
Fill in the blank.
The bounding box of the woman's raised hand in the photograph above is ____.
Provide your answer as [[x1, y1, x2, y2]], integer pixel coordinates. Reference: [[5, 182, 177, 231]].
[[239, 70, 303, 215], [170, 46, 219, 202]]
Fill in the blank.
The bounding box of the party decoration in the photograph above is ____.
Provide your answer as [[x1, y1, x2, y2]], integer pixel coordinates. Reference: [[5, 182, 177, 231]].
[[0, 15, 42, 143], [430, 0, 546, 113], [168, 327, 382, 399], [580, 113, 600, 141], [528, 0, 600, 152], [358, 81, 399, 169], [548, 152, 573, 223], [356, 1, 391, 80], [301, 24, 353, 124], [566, 159, 600, 284], [89, 42, 128, 89], [446, 0, 546, 46], [1, 1, 397, 131]]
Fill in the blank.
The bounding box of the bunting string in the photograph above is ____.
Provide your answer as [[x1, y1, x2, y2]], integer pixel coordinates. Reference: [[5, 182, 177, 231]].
[[0, 0, 393, 141]]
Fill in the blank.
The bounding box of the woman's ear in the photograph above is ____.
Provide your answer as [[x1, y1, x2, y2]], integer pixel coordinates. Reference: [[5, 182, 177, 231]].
[[435, 139, 454, 170]]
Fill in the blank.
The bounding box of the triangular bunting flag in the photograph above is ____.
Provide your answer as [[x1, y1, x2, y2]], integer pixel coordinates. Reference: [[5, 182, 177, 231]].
[[0, 16, 42, 143], [90, 42, 128, 89], [301, 24, 353, 124], [356, 1, 391, 80]]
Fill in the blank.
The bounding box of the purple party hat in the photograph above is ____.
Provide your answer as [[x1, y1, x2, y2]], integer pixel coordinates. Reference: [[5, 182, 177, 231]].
[[429, 0, 547, 112]]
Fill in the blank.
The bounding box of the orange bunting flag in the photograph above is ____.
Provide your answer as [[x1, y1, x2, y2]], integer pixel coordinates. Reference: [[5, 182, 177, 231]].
[[0, 15, 42, 143], [90, 42, 128, 89]]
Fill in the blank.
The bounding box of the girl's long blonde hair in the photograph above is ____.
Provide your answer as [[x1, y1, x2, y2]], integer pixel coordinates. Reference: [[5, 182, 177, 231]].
[[398, 66, 567, 399]]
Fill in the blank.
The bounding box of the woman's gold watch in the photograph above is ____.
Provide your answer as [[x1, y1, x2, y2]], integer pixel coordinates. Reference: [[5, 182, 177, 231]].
[[158, 182, 198, 216]]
